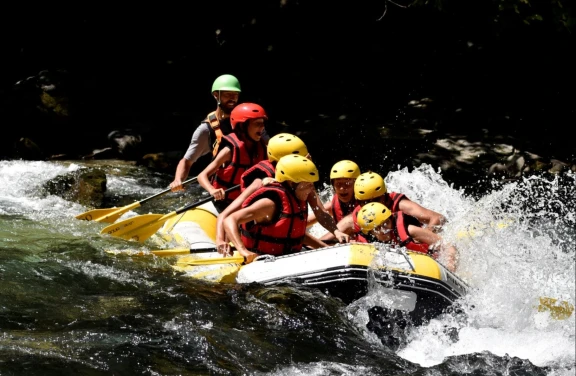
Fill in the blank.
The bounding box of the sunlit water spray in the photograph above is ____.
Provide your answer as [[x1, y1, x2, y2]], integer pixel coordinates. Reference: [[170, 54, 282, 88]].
[[1, 160, 574, 374], [310, 164, 575, 371]]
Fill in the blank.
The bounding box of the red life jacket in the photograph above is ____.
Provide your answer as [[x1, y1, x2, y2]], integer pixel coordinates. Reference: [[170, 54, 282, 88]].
[[330, 195, 360, 223], [213, 132, 267, 202], [352, 192, 407, 233], [240, 159, 275, 191], [392, 212, 431, 254], [352, 211, 431, 254], [240, 182, 308, 256]]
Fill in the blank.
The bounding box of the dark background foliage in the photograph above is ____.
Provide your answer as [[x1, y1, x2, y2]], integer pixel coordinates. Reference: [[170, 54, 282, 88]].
[[1, 0, 574, 187]]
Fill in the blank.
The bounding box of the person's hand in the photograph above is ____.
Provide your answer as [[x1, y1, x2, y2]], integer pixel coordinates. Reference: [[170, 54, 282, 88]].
[[261, 177, 275, 186], [210, 188, 226, 200], [333, 229, 350, 243], [217, 242, 232, 256], [169, 179, 184, 192]]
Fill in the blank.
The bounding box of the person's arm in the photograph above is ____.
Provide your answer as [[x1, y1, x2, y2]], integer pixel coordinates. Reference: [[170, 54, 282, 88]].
[[170, 124, 211, 192], [408, 225, 457, 272], [320, 213, 357, 242], [307, 189, 350, 243], [307, 200, 332, 228], [197, 147, 232, 200], [303, 232, 329, 249], [216, 178, 263, 255], [223, 197, 276, 263], [398, 199, 446, 232]]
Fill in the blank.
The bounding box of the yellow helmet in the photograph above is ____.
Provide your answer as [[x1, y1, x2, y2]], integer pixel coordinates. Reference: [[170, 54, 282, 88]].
[[330, 160, 361, 180], [275, 155, 319, 183], [357, 202, 392, 234], [267, 133, 308, 162], [354, 171, 387, 200]]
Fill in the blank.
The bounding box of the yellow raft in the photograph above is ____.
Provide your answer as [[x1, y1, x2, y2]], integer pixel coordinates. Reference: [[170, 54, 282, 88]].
[[154, 206, 467, 325]]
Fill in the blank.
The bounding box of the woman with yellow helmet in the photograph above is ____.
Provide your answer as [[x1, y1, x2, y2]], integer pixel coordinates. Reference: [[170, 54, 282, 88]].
[[329, 171, 446, 243], [356, 202, 457, 272], [307, 159, 361, 227], [222, 155, 334, 263], [215, 134, 350, 256]]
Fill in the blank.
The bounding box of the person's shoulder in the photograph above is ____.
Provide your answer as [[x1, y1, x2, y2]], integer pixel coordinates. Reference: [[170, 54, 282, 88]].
[[194, 122, 211, 133], [389, 191, 409, 200]]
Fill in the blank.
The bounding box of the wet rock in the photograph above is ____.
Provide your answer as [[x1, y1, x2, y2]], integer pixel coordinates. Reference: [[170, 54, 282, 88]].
[[14, 137, 45, 160], [42, 168, 107, 207], [108, 129, 144, 160], [140, 151, 182, 172], [82, 147, 115, 160]]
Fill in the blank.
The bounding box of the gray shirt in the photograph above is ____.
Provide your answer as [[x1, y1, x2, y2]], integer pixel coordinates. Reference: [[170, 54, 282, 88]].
[[183, 122, 213, 163]]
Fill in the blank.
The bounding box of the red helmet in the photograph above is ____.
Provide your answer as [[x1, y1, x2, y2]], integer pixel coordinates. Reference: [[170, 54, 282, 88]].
[[230, 103, 268, 129]]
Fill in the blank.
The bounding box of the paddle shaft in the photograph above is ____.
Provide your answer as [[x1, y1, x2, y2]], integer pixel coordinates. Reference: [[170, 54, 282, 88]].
[[140, 176, 198, 205], [171, 184, 240, 216], [101, 184, 240, 241], [76, 176, 198, 222], [177, 256, 245, 266]]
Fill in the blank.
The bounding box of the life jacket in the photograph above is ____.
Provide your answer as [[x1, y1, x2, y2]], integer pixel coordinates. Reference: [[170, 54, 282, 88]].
[[352, 212, 431, 255], [330, 195, 360, 223], [190, 113, 234, 176], [205, 111, 233, 157], [240, 181, 308, 256], [212, 132, 267, 202], [352, 191, 407, 233], [240, 159, 275, 191], [392, 212, 431, 254]]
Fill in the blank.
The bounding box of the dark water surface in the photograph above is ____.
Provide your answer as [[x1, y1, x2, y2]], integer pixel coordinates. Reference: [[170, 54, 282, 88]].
[[0, 160, 573, 375]]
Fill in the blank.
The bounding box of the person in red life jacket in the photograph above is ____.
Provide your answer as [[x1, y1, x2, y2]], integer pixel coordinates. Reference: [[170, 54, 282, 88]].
[[170, 74, 242, 192], [222, 155, 329, 263], [329, 171, 447, 242], [197, 102, 268, 213], [356, 202, 457, 272], [307, 159, 361, 227], [215, 133, 350, 255]]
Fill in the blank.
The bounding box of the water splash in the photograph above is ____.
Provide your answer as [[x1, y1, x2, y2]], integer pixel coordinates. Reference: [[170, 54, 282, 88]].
[[311, 164, 575, 370]]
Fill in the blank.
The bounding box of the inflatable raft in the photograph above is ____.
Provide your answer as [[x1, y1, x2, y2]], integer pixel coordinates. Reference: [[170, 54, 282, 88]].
[[173, 242, 468, 325], [151, 204, 468, 325]]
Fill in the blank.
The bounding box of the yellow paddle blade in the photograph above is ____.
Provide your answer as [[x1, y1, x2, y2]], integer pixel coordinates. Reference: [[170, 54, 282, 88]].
[[457, 219, 514, 239], [100, 213, 169, 241], [75, 202, 141, 223], [105, 248, 201, 256], [538, 297, 574, 320], [176, 252, 245, 266]]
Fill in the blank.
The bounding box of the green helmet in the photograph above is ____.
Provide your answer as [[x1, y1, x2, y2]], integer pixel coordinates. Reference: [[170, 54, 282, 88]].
[[211, 74, 241, 93]]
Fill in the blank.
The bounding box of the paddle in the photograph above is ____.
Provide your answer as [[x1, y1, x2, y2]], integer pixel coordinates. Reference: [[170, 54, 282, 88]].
[[176, 252, 245, 266], [177, 256, 245, 266], [100, 185, 240, 242], [105, 246, 219, 257], [76, 177, 198, 223], [538, 297, 574, 320]]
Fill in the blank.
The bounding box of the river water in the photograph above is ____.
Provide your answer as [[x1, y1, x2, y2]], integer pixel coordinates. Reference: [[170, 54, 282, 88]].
[[0, 160, 574, 375]]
